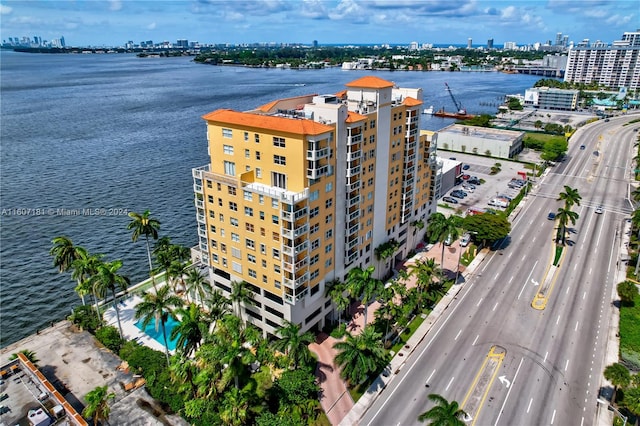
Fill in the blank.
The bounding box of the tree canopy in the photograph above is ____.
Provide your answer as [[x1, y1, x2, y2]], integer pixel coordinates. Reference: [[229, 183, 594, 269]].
[[463, 213, 511, 246]]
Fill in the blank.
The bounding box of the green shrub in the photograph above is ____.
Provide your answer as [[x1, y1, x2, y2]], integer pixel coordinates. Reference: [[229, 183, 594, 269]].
[[95, 326, 124, 353], [68, 305, 102, 333], [620, 293, 640, 370]]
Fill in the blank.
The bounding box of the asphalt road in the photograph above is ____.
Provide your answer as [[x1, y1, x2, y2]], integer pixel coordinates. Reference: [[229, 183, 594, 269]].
[[360, 115, 640, 426]]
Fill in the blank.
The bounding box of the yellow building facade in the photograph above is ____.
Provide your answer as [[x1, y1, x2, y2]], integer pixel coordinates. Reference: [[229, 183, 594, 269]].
[[192, 76, 437, 337]]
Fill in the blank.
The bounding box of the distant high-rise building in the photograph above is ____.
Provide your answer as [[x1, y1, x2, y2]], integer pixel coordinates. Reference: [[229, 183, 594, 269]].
[[177, 39, 188, 48], [555, 32, 563, 46], [487, 38, 494, 49], [565, 30, 640, 90], [467, 38, 472, 49], [503, 41, 517, 50], [562, 35, 569, 47], [409, 41, 419, 51], [60, 36, 65, 47], [313, 40, 318, 48]]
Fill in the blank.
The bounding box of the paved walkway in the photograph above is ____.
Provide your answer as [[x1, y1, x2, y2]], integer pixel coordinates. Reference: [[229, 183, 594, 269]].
[[310, 240, 470, 425]]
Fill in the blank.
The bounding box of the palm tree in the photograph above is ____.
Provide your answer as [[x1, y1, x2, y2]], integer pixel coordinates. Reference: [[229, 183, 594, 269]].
[[427, 213, 460, 278], [219, 387, 250, 426], [9, 349, 39, 367], [50, 236, 81, 273], [203, 290, 231, 334], [617, 281, 639, 305], [417, 393, 466, 425], [229, 280, 253, 321], [622, 386, 640, 419], [127, 210, 161, 288], [91, 260, 130, 338], [325, 280, 349, 324], [82, 385, 115, 426], [557, 185, 582, 208], [272, 320, 315, 369], [333, 327, 388, 385], [604, 363, 631, 403], [169, 354, 199, 401], [213, 316, 257, 390], [171, 303, 209, 357], [375, 302, 395, 346], [135, 285, 183, 365], [409, 258, 438, 295], [185, 268, 212, 307], [72, 252, 105, 323], [345, 266, 379, 329], [555, 206, 579, 245]]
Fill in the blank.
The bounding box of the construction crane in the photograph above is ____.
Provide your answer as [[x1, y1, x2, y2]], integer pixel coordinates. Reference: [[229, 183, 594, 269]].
[[444, 82, 466, 115]]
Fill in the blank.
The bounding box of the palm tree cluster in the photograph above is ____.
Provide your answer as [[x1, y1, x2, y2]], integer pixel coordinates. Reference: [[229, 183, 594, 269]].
[[603, 362, 640, 421], [51, 212, 324, 425], [554, 185, 581, 245]]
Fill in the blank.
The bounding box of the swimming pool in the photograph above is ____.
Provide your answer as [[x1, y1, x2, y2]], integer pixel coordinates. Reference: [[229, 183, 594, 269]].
[[135, 316, 180, 351]]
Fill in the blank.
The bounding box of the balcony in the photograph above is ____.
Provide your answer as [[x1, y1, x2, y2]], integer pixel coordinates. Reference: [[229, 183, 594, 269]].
[[283, 286, 308, 305], [306, 147, 329, 161], [193, 184, 203, 194], [195, 198, 204, 209], [346, 237, 359, 250], [346, 251, 359, 264], [281, 207, 308, 222], [283, 256, 308, 273], [282, 224, 308, 239], [346, 150, 361, 161], [307, 165, 328, 180], [348, 209, 360, 221], [348, 195, 360, 207], [294, 241, 308, 255], [346, 165, 361, 178], [198, 228, 207, 238], [347, 133, 363, 146], [199, 242, 208, 252], [196, 214, 205, 224], [283, 272, 309, 289], [348, 223, 359, 235], [192, 164, 210, 179]]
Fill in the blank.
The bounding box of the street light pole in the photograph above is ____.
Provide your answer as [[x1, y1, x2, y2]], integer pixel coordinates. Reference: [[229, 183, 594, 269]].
[[597, 398, 628, 426]]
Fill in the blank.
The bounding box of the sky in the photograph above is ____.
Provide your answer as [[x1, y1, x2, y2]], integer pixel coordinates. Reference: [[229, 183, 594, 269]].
[[0, 0, 638, 47]]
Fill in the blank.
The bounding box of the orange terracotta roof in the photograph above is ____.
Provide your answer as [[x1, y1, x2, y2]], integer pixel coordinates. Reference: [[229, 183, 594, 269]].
[[345, 76, 394, 89], [256, 94, 318, 112], [202, 109, 334, 135], [346, 111, 367, 123], [335, 89, 347, 99], [403, 97, 423, 107]]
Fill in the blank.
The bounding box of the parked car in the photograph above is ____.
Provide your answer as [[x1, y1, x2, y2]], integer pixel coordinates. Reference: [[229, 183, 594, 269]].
[[547, 212, 556, 220], [580, 144, 586, 150], [604, 118, 610, 122], [462, 184, 475, 192], [497, 194, 513, 202], [443, 196, 459, 204], [444, 234, 453, 246], [460, 233, 471, 247], [450, 192, 465, 199], [462, 164, 470, 170], [462, 174, 470, 180], [595, 205, 604, 214], [450, 157, 456, 160], [468, 177, 481, 185]]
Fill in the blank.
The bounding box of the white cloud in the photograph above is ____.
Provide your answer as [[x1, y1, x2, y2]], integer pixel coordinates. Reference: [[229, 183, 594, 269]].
[[146, 22, 156, 30], [500, 6, 516, 19], [0, 3, 12, 15]]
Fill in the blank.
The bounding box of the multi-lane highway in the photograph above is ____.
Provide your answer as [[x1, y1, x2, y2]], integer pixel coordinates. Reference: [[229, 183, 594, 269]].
[[361, 116, 640, 426]]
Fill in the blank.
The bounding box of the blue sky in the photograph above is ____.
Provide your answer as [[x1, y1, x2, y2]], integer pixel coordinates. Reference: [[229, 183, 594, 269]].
[[0, 0, 637, 47]]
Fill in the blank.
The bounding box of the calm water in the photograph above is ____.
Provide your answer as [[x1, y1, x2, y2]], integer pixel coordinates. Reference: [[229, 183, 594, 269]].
[[0, 50, 541, 347], [135, 317, 180, 351]]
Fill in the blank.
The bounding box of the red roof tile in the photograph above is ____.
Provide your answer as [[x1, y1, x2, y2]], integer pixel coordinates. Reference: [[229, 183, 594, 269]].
[[202, 109, 334, 135], [345, 76, 395, 89]]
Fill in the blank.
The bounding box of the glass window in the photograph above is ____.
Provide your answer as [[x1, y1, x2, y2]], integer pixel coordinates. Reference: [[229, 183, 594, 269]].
[[246, 239, 255, 250], [274, 155, 286, 165], [224, 161, 235, 176], [222, 128, 232, 138], [273, 137, 286, 147], [231, 233, 239, 242], [245, 207, 253, 216]]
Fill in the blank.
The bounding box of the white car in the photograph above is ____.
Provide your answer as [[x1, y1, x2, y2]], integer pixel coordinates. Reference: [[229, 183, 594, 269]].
[[460, 233, 471, 247], [595, 205, 604, 214]]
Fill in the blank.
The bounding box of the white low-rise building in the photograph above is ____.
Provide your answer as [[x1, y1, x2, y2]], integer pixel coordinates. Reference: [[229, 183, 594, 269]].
[[436, 124, 525, 159]]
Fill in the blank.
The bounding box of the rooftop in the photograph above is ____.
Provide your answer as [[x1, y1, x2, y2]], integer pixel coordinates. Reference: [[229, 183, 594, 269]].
[[439, 124, 525, 141]]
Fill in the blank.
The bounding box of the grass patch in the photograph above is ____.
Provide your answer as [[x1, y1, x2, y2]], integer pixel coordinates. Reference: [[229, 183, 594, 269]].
[[505, 184, 528, 216], [313, 411, 332, 426], [253, 366, 273, 399], [438, 203, 455, 209], [553, 245, 563, 266], [620, 293, 640, 370], [390, 314, 426, 354], [461, 244, 477, 266]]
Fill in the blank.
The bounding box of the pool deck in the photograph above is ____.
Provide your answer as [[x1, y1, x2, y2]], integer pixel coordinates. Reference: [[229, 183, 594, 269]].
[[103, 296, 175, 355]]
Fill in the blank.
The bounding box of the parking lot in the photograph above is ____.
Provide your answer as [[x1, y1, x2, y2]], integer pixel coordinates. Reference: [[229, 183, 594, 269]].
[[437, 150, 541, 217]]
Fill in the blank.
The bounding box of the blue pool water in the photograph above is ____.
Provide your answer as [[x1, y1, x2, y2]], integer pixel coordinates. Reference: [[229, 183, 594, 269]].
[[135, 316, 180, 351]]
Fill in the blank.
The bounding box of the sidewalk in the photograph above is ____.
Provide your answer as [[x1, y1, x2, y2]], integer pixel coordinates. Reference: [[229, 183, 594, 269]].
[[339, 249, 489, 426], [595, 219, 628, 426]]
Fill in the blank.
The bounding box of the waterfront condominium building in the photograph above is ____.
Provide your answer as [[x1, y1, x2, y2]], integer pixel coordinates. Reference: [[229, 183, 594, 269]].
[[191, 76, 437, 338], [564, 30, 640, 91]]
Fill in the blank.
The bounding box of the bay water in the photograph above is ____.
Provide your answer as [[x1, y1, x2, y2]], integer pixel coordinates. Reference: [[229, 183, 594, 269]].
[[0, 50, 541, 347]]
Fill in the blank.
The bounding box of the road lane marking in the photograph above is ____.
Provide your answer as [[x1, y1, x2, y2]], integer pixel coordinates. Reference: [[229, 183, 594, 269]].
[[575, 321, 579, 331], [426, 369, 436, 383], [477, 297, 483, 306], [544, 351, 548, 363], [551, 409, 556, 425], [493, 302, 499, 311], [566, 286, 571, 295], [581, 417, 584, 426], [446, 376, 454, 391], [509, 276, 514, 284], [574, 263, 578, 271], [589, 267, 592, 275], [583, 291, 587, 300], [565, 359, 570, 371], [556, 315, 561, 325], [521, 255, 526, 262], [455, 330, 462, 340], [527, 398, 533, 413], [494, 272, 500, 281], [494, 357, 524, 426], [518, 261, 539, 300], [473, 335, 479, 345]]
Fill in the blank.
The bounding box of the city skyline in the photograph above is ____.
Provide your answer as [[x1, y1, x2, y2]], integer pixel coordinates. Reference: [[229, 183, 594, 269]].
[[0, 0, 637, 48]]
